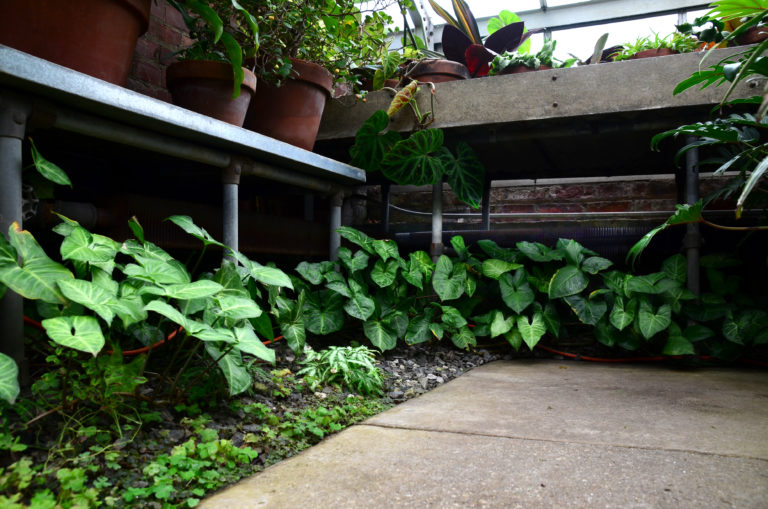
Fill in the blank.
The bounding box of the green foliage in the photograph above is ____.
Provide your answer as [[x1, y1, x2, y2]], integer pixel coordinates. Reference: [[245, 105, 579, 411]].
[[612, 31, 699, 61], [297, 345, 384, 396], [350, 103, 486, 208], [490, 40, 576, 73]]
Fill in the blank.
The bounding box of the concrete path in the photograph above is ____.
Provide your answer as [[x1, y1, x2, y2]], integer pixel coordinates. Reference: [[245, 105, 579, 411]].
[[201, 360, 768, 508]]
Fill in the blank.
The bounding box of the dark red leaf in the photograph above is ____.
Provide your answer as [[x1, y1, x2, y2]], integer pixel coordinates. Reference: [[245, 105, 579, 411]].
[[465, 44, 494, 77], [484, 21, 525, 54], [442, 24, 472, 65]]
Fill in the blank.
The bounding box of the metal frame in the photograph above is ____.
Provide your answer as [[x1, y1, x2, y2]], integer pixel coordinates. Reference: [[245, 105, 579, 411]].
[[0, 45, 366, 381]]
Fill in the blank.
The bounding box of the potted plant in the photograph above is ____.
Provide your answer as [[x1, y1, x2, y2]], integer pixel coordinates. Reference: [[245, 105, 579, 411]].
[[165, 0, 260, 126], [611, 32, 698, 61], [428, 1, 540, 77], [489, 40, 576, 75], [240, 0, 395, 150], [0, 0, 152, 86]]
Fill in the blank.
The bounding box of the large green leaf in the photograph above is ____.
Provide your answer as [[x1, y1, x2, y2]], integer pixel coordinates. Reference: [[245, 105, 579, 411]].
[[364, 318, 397, 351], [482, 259, 523, 280], [123, 257, 190, 285], [609, 296, 637, 331], [337, 226, 377, 254], [213, 294, 262, 320], [205, 344, 250, 396], [440, 305, 468, 329], [60, 226, 117, 264], [581, 256, 613, 275], [29, 138, 71, 187], [626, 273, 666, 295], [144, 300, 204, 335], [57, 279, 116, 326], [155, 280, 224, 300], [304, 291, 345, 335], [384, 310, 409, 339], [42, 315, 105, 356], [0, 353, 20, 405], [542, 302, 561, 338], [0, 223, 73, 304], [499, 273, 535, 313], [662, 254, 687, 284], [662, 334, 695, 356], [295, 261, 330, 285], [450, 325, 476, 350], [517, 241, 563, 262], [349, 110, 402, 172], [638, 301, 672, 340], [441, 143, 485, 208], [564, 295, 607, 326], [548, 266, 588, 299], [233, 326, 275, 363], [372, 238, 400, 262], [233, 252, 293, 289], [626, 202, 703, 266], [338, 248, 369, 273], [275, 293, 306, 353], [405, 311, 433, 344], [402, 251, 434, 290], [381, 129, 445, 186], [490, 310, 515, 338], [371, 259, 399, 288], [432, 255, 466, 301], [166, 215, 226, 248], [477, 239, 517, 262], [517, 312, 547, 350], [344, 279, 376, 321]]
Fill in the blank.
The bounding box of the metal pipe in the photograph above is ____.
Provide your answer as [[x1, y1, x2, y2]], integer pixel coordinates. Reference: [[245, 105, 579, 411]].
[[222, 183, 238, 253], [481, 179, 491, 230], [242, 160, 336, 194], [382, 183, 391, 234], [685, 136, 700, 297], [50, 106, 231, 168], [0, 96, 29, 384], [329, 192, 343, 261], [431, 181, 443, 261]]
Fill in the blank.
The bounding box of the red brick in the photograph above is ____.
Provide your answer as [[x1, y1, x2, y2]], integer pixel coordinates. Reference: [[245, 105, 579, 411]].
[[495, 203, 536, 214], [133, 61, 163, 87], [134, 37, 159, 59], [157, 23, 183, 46], [586, 201, 633, 213], [548, 185, 584, 200], [536, 204, 585, 213], [632, 199, 677, 211], [164, 4, 187, 30]]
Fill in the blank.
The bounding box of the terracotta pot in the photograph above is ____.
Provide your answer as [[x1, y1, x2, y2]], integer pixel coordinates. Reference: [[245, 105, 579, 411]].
[[629, 48, 679, 59], [244, 59, 333, 151], [500, 64, 553, 74], [0, 0, 151, 85], [737, 25, 768, 45], [406, 59, 470, 83], [166, 61, 258, 126]]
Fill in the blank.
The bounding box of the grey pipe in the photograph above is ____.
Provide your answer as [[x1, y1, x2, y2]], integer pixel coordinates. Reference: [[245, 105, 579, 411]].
[[222, 183, 239, 253], [0, 99, 28, 384], [431, 182, 443, 261], [329, 192, 344, 261], [685, 136, 700, 297], [481, 179, 491, 231]]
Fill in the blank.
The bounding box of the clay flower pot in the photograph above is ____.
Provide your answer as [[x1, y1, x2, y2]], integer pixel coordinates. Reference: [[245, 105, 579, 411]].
[[629, 48, 679, 59], [0, 0, 151, 85], [406, 59, 470, 83], [737, 25, 768, 45], [166, 60, 258, 127], [244, 59, 333, 151]]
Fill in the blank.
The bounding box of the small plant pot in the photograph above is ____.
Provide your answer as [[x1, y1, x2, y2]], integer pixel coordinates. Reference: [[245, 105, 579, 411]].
[[244, 59, 333, 151], [0, 0, 151, 85], [406, 59, 470, 83], [166, 60, 258, 127], [629, 48, 679, 59]]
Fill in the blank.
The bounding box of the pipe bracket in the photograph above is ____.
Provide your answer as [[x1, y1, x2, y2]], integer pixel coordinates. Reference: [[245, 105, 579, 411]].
[[0, 94, 30, 139], [222, 157, 244, 185]]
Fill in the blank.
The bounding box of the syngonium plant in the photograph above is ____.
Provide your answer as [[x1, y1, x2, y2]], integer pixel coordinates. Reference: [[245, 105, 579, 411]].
[[429, 0, 541, 77], [349, 80, 485, 208]]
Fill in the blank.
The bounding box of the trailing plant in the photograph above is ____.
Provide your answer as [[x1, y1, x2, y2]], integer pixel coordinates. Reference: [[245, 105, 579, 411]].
[[628, 1, 768, 261], [428, 0, 540, 76], [489, 40, 576, 74], [297, 345, 385, 395], [349, 81, 486, 208]]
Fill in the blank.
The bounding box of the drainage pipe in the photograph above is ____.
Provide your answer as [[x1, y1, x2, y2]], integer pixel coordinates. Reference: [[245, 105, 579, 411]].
[[684, 136, 701, 297], [431, 181, 443, 261], [382, 183, 391, 234], [222, 161, 242, 255], [0, 94, 30, 384], [481, 179, 492, 231], [330, 191, 344, 261]]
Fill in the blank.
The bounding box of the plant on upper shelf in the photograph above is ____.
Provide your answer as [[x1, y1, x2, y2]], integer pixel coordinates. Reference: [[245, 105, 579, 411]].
[[167, 0, 259, 97], [428, 1, 541, 77], [627, 1, 768, 265], [611, 31, 699, 61], [489, 39, 576, 74], [349, 80, 485, 208], [240, 0, 398, 89], [676, 14, 731, 49]]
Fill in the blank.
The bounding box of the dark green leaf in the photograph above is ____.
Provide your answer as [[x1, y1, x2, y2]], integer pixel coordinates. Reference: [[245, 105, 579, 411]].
[[548, 266, 588, 299], [381, 129, 445, 186]]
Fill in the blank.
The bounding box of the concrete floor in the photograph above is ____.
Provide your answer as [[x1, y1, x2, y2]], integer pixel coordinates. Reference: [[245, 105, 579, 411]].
[[201, 360, 768, 508]]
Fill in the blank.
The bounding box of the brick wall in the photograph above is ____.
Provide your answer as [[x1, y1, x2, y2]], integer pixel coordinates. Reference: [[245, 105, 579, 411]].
[[126, 2, 190, 102]]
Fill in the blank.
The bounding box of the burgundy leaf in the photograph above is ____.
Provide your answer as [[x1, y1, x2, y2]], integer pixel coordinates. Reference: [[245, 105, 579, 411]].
[[484, 21, 525, 54], [465, 44, 494, 77], [442, 24, 472, 65]]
